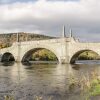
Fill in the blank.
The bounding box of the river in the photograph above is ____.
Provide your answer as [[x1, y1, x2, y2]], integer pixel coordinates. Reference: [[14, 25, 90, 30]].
[[0, 60, 100, 100]]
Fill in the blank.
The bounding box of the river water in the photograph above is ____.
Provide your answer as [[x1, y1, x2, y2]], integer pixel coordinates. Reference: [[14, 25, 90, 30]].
[[0, 60, 100, 100]]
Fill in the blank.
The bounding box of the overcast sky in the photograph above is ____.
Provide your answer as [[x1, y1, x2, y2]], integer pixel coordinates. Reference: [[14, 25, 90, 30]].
[[0, 0, 100, 42]]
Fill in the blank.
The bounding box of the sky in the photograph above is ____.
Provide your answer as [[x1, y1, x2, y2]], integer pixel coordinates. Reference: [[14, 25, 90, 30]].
[[0, 0, 100, 42]]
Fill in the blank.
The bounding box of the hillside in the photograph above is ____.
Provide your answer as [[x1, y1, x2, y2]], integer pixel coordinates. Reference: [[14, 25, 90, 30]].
[[0, 32, 54, 48]]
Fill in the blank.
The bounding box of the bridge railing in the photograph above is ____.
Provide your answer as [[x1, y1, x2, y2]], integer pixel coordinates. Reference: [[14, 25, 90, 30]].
[[17, 38, 62, 45]]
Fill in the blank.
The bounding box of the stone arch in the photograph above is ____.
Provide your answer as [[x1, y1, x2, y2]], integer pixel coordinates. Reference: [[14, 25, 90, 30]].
[[1, 52, 15, 62], [21, 48, 59, 62], [70, 49, 100, 64]]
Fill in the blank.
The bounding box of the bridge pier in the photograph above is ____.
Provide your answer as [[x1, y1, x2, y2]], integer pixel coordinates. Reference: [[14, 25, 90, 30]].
[[15, 57, 21, 62], [58, 56, 70, 64]]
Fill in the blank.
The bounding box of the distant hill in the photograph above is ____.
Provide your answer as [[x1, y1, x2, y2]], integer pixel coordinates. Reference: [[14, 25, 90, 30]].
[[0, 32, 55, 48]]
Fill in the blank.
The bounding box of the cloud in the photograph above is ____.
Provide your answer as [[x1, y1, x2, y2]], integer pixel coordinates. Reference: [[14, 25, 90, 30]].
[[0, 0, 37, 4], [0, 0, 100, 41]]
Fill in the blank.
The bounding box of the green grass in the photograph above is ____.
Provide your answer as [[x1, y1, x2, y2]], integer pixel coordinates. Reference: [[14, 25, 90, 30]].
[[90, 79, 100, 96], [90, 84, 100, 96]]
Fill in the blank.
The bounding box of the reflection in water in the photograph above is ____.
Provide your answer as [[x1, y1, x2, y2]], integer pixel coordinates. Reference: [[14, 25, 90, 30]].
[[22, 61, 32, 66], [0, 61, 100, 100], [72, 64, 81, 70], [1, 61, 15, 66]]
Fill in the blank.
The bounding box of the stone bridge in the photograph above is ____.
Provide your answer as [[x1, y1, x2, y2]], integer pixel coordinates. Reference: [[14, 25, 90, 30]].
[[0, 35, 100, 64]]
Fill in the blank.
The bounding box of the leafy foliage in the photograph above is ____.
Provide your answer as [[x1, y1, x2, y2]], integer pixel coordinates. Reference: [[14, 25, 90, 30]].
[[0, 33, 55, 49], [78, 51, 100, 60], [31, 49, 58, 61]]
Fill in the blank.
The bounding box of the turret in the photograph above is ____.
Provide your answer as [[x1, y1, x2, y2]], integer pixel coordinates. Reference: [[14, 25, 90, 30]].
[[62, 25, 66, 38], [69, 28, 73, 38], [17, 33, 19, 42]]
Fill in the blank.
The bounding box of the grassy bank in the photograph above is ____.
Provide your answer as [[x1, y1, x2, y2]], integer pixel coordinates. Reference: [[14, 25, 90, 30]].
[[68, 71, 100, 100]]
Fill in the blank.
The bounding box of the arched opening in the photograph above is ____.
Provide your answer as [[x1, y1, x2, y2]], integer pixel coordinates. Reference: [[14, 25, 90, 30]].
[[22, 48, 59, 65], [1, 52, 15, 62], [70, 50, 100, 64]]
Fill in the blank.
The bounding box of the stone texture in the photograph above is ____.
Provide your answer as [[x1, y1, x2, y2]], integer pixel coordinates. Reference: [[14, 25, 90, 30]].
[[1, 37, 100, 64]]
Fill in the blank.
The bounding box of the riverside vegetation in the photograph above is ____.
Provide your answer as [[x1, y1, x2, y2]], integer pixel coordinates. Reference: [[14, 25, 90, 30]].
[[31, 49, 58, 61], [68, 70, 100, 100], [78, 50, 100, 60]]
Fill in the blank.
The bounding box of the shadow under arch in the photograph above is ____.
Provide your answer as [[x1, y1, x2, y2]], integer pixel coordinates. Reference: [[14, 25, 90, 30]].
[[21, 48, 59, 64], [1, 52, 15, 62], [70, 49, 100, 64]]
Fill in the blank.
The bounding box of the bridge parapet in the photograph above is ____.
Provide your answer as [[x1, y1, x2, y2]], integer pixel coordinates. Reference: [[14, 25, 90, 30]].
[[19, 38, 62, 45], [14, 37, 77, 45]]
